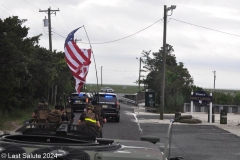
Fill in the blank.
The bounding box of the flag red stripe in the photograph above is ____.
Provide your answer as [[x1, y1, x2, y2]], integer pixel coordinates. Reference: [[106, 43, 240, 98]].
[[71, 70, 85, 81], [64, 28, 92, 93], [74, 44, 90, 63], [65, 42, 82, 66], [64, 55, 77, 71]]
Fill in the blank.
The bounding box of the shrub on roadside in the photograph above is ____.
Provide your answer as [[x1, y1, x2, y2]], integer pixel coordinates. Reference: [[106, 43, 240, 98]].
[[179, 119, 202, 124]]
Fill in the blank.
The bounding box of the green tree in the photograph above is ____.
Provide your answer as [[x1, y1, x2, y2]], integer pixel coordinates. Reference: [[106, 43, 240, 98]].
[[141, 44, 194, 112], [234, 93, 240, 105], [0, 16, 39, 111], [52, 51, 74, 101], [0, 16, 75, 113]]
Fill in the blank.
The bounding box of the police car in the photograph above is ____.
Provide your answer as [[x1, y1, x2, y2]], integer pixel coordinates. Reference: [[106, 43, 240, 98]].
[[68, 92, 92, 112], [92, 92, 120, 122]]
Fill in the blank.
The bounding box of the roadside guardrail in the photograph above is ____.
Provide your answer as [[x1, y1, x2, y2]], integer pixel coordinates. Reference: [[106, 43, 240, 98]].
[[119, 97, 137, 105]]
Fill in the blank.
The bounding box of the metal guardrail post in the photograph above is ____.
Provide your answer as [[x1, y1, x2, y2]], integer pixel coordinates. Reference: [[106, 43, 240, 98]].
[[163, 119, 174, 160]]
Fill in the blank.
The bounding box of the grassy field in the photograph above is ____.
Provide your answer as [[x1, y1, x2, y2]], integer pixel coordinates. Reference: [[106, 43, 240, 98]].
[[85, 84, 145, 94]]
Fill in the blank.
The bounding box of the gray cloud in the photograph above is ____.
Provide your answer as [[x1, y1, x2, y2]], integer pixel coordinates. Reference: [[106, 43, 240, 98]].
[[1, 0, 240, 89]]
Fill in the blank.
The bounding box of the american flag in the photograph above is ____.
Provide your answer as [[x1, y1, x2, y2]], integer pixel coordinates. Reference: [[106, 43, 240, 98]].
[[64, 27, 92, 93]]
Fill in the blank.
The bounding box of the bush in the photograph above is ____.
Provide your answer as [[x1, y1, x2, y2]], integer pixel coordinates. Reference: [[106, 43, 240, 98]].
[[174, 115, 192, 122], [174, 115, 202, 124]]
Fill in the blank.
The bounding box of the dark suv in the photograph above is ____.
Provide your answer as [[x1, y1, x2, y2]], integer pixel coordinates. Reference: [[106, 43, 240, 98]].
[[93, 92, 120, 122], [68, 92, 92, 112]]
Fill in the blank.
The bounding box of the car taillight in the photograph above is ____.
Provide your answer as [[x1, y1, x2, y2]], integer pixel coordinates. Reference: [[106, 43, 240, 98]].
[[116, 101, 119, 108], [86, 98, 89, 103]]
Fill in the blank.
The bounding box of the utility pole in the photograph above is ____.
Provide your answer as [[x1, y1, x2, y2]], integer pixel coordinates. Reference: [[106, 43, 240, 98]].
[[160, 5, 167, 120], [160, 5, 176, 120], [39, 7, 59, 52], [101, 66, 103, 87], [40, 7, 59, 105], [213, 71, 216, 92]]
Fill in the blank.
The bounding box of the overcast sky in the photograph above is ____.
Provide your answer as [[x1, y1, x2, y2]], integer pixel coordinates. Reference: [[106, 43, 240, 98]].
[[1, 0, 240, 90]]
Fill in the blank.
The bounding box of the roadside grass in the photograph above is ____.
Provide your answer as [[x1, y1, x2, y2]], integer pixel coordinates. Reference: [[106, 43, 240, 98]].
[[0, 108, 33, 131], [85, 84, 144, 94], [0, 104, 55, 132]]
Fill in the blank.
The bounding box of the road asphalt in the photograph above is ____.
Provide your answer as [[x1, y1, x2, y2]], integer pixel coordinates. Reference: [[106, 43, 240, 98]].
[[134, 106, 240, 137]]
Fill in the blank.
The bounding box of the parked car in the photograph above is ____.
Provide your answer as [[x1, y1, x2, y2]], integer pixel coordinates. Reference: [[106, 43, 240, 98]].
[[92, 92, 120, 122], [100, 87, 114, 93]]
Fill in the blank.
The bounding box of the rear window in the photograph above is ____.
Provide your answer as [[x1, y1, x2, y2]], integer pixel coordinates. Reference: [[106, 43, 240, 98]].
[[70, 93, 88, 99], [98, 94, 117, 102], [69, 93, 89, 104], [71, 93, 86, 97]]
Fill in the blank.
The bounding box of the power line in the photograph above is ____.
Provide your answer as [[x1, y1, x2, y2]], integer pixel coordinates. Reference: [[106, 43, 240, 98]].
[[48, 0, 59, 9], [170, 18, 240, 38], [79, 18, 163, 44], [47, 0, 71, 30], [45, 0, 71, 33], [52, 31, 65, 38], [0, 7, 11, 17], [24, 0, 40, 9], [0, 1, 43, 32], [35, 16, 240, 46], [0, 2, 15, 16], [5, 0, 69, 38], [39, 0, 51, 8], [102, 69, 138, 73], [52, 16, 68, 33], [59, 11, 71, 30], [192, 73, 212, 75], [49, 18, 163, 42], [89, 67, 138, 73]]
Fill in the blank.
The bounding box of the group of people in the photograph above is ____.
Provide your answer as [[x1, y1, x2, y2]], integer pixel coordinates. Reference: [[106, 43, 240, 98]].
[[32, 99, 106, 137], [32, 99, 75, 124]]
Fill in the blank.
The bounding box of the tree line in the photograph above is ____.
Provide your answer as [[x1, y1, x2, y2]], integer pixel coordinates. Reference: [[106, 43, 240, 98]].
[[0, 16, 74, 112], [139, 44, 240, 112]]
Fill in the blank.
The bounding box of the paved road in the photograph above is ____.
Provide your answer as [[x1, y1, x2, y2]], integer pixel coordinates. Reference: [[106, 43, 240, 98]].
[[72, 102, 141, 140], [73, 95, 240, 160]]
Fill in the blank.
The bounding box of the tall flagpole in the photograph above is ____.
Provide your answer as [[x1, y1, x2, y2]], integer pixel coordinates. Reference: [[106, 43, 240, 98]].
[[83, 26, 100, 104], [83, 26, 99, 90]]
